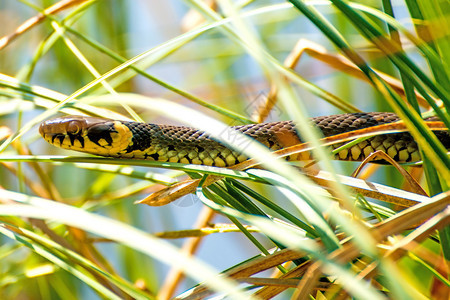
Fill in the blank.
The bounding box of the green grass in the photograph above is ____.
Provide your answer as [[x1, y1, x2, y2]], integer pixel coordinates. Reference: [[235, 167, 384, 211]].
[[0, 1, 449, 299]]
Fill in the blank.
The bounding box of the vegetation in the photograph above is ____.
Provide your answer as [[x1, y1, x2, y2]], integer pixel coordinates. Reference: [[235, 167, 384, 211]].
[[0, 0, 448, 299]]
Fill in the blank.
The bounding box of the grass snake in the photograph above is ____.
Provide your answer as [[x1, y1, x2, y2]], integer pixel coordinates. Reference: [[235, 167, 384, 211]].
[[39, 112, 450, 167]]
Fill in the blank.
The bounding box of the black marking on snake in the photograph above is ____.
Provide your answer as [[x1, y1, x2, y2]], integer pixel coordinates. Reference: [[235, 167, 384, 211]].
[[68, 133, 84, 148], [68, 134, 77, 146], [51, 134, 65, 145], [267, 139, 275, 148], [148, 153, 159, 161], [56, 135, 65, 145], [168, 145, 175, 151], [87, 123, 116, 147], [197, 146, 205, 152], [122, 122, 153, 152], [78, 136, 85, 148]]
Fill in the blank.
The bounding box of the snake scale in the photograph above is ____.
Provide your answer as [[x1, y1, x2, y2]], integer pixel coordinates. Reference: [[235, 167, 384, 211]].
[[39, 112, 450, 167]]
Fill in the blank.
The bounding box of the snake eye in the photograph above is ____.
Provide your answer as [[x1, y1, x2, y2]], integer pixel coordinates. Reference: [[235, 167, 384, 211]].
[[67, 121, 81, 135]]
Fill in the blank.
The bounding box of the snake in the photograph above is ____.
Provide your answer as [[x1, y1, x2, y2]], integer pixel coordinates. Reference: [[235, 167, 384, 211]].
[[39, 112, 450, 167]]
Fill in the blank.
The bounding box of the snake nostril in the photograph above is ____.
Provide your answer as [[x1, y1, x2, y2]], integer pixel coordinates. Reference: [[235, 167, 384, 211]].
[[39, 120, 55, 137], [38, 122, 45, 137]]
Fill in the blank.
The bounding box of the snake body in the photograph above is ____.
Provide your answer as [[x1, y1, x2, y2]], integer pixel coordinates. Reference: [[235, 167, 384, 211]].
[[39, 112, 450, 167]]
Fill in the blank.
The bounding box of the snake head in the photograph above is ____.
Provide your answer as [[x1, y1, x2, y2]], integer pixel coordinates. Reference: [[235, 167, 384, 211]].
[[39, 115, 121, 154]]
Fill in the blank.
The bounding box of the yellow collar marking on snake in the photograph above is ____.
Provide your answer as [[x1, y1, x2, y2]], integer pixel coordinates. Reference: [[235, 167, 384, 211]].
[[39, 113, 450, 167]]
